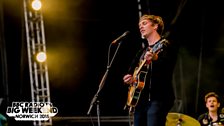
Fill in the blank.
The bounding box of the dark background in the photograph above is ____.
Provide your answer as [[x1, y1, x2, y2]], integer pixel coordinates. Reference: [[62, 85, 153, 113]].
[[1, 0, 224, 125]]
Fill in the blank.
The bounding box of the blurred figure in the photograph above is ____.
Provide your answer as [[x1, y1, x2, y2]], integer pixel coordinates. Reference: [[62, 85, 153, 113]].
[[198, 92, 224, 126], [0, 113, 7, 126]]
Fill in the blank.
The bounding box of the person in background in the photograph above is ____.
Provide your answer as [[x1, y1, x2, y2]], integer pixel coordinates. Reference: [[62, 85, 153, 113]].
[[123, 14, 178, 126], [198, 92, 224, 126]]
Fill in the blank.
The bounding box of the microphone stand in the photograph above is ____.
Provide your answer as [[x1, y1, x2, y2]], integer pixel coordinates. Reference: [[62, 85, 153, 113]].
[[87, 41, 123, 126]]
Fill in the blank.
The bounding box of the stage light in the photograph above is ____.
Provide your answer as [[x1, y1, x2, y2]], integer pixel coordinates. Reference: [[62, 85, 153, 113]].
[[32, 0, 42, 11], [36, 51, 47, 63]]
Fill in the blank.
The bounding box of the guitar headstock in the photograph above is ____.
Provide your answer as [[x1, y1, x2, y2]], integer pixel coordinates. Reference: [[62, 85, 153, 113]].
[[151, 39, 168, 53]]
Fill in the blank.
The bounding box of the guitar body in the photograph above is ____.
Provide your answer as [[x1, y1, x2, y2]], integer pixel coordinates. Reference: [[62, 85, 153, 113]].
[[126, 69, 148, 108]]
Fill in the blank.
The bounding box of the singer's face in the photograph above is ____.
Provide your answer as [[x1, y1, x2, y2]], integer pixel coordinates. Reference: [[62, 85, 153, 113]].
[[206, 96, 220, 112], [139, 19, 158, 38]]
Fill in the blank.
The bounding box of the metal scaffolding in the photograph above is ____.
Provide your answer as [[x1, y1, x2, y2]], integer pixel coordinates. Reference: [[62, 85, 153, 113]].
[[23, 0, 52, 125]]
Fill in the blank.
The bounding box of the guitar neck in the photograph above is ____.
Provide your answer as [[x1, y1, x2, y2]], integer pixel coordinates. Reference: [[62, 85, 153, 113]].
[[133, 39, 165, 77], [134, 59, 147, 77]]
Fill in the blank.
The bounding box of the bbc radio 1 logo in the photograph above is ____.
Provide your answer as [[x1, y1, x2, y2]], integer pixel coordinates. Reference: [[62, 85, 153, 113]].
[[6, 102, 58, 121]]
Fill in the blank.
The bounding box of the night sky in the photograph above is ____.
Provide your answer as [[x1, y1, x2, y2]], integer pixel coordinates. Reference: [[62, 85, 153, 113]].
[[1, 0, 224, 125]]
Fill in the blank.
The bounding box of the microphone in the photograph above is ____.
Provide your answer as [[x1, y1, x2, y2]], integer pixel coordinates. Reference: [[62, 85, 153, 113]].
[[112, 31, 130, 44]]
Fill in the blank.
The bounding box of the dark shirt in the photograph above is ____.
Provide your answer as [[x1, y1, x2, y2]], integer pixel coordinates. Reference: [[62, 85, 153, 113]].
[[198, 112, 224, 126]]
